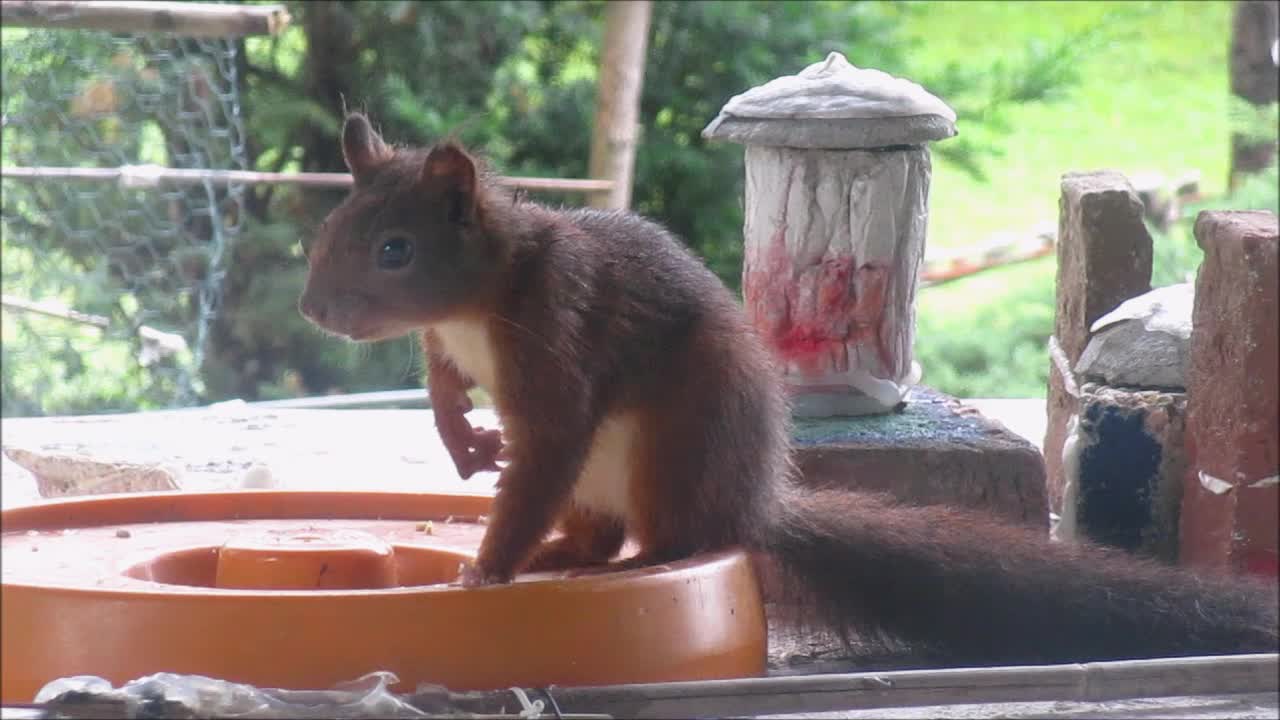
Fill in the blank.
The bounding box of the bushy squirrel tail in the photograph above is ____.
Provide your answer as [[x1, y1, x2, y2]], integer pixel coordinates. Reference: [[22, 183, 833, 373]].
[[755, 487, 1279, 666]]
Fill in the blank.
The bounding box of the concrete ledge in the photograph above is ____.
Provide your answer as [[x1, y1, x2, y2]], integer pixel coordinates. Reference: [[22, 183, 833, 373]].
[[793, 386, 1049, 529], [2, 391, 1050, 534]]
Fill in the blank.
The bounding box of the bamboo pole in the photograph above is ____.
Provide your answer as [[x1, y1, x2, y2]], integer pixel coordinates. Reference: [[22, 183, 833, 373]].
[[2, 294, 190, 360], [920, 233, 1056, 287], [0, 165, 615, 195], [424, 653, 1279, 719], [0, 1, 291, 38], [586, 0, 652, 210], [1, 293, 110, 329]]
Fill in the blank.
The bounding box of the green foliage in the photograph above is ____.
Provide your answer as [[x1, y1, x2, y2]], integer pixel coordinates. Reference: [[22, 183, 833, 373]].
[[2, 27, 249, 415], [1151, 158, 1279, 288], [915, 258, 1056, 399], [1229, 97, 1280, 146], [498, 0, 1096, 284], [916, 154, 1279, 402], [217, 0, 1096, 404], [0, 0, 1150, 414]]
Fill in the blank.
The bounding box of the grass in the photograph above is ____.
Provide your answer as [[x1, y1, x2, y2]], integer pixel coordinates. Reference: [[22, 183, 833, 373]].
[[905, 0, 1234, 252], [899, 1, 1239, 398], [0, 1, 1254, 411]]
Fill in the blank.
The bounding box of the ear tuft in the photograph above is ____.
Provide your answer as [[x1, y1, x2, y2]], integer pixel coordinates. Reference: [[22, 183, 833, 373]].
[[342, 113, 393, 180], [419, 143, 478, 224]]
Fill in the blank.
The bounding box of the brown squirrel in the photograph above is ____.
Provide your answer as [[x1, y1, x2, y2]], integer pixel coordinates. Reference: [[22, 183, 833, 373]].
[[300, 113, 1278, 667]]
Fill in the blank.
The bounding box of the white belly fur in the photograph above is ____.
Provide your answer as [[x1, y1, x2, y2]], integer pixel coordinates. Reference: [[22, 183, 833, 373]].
[[432, 318, 499, 393], [571, 412, 638, 525], [434, 317, 636, 525]]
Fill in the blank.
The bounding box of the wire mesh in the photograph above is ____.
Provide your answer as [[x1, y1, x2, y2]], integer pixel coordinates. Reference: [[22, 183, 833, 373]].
[[1, 24, 248, 415]]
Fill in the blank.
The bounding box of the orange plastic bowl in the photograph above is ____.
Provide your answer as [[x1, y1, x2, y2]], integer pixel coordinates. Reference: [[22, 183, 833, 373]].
[[0, 490, 767, 702]]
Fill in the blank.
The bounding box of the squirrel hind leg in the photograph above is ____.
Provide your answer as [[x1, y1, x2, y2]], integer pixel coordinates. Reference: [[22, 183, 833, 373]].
[[622, 415, 766, 565], [621, 346, 783, 562], [519, 506, 625, 574]]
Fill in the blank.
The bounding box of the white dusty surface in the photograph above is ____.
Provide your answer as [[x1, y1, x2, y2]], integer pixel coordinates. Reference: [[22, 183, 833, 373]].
[[1, 398, 1048, 509], [961, 397, 1048, 453], [1, 403, 502, 509], [0, 399, 1050, 509]]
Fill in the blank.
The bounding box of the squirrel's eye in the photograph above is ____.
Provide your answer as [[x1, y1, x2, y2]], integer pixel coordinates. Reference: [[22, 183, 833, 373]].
[[377, 236, 414, 270]]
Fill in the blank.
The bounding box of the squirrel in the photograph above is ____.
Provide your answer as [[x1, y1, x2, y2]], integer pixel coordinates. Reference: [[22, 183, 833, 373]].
[[299, 113, 1278, 667]]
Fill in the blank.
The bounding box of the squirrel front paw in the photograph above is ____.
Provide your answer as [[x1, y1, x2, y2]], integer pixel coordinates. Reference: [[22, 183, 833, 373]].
[[467, 425, 505, 471], [436, 415, 505, 479], [456, 561, 512, 588]]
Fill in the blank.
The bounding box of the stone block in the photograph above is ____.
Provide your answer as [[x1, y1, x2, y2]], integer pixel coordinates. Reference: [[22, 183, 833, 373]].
[[1045, 171, 1153, 515], [1180, 210, 1279, 577], [793, 386, 1048, 529], [1055, 384, 1187, 562]]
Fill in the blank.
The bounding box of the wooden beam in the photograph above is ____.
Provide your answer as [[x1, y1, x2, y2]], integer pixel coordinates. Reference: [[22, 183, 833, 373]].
[[0, 1, 291, 37], [587, 0, 652, 210], [11, 654, 1273, 718], [425, 653, 1279, 718], [0, 165, 615, 195]]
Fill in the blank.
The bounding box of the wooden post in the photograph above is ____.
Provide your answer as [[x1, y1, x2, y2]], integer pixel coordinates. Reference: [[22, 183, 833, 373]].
[[587, 0, 652, 210], [1228, 0, 1280, 190]]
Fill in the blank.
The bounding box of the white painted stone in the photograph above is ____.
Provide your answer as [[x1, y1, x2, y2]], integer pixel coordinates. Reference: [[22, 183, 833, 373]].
[[1076, 283, 1193, 389], [742, 146, 930, 416], [708, 54, 955, 416], [1090, 282, 1193, 339], [720, 51, 955, 121], [703, 52, 957, 149]]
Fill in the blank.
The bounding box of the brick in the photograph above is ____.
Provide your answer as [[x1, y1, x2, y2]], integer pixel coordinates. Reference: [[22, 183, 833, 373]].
[[1180, 210, 1279, 577], [1044, 171, 1153, 516], [1056, 384, 1187, 562], [793, 386, 1048, 529]]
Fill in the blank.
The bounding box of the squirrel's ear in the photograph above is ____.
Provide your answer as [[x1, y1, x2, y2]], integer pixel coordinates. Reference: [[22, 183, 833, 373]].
[[419, 143, 478, 225], [342, 113, 392, 180]]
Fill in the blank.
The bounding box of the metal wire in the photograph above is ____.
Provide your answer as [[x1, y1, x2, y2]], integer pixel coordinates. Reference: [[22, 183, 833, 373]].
[[1, 24, 247, 414]]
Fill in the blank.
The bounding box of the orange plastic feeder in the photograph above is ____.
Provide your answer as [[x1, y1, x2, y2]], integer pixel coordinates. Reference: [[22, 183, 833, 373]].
[[0, 490, 768, 702]]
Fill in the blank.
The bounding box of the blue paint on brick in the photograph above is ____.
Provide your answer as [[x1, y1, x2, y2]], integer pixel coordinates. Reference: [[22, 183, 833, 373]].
[[1076, 402, 1161, 552]]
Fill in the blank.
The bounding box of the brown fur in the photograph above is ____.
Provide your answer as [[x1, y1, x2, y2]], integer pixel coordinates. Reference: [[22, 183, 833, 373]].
[[301, 114, 1279, 665]]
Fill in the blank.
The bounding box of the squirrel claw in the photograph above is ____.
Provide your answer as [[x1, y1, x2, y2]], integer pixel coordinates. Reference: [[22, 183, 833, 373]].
[[456, 562, 509, 588]]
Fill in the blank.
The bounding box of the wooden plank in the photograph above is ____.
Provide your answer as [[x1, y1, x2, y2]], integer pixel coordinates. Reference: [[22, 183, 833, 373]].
[[425, 654, 1279, 718], [0, 1, 291, 37], [757, 692, 1280, 719]]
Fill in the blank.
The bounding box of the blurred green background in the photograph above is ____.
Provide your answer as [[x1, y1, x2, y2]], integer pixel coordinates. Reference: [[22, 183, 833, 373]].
[[2, 0, 1277, 416]]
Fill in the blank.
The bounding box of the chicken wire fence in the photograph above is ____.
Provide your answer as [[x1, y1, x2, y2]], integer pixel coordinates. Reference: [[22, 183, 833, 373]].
[[1, 25, 248, 415]]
